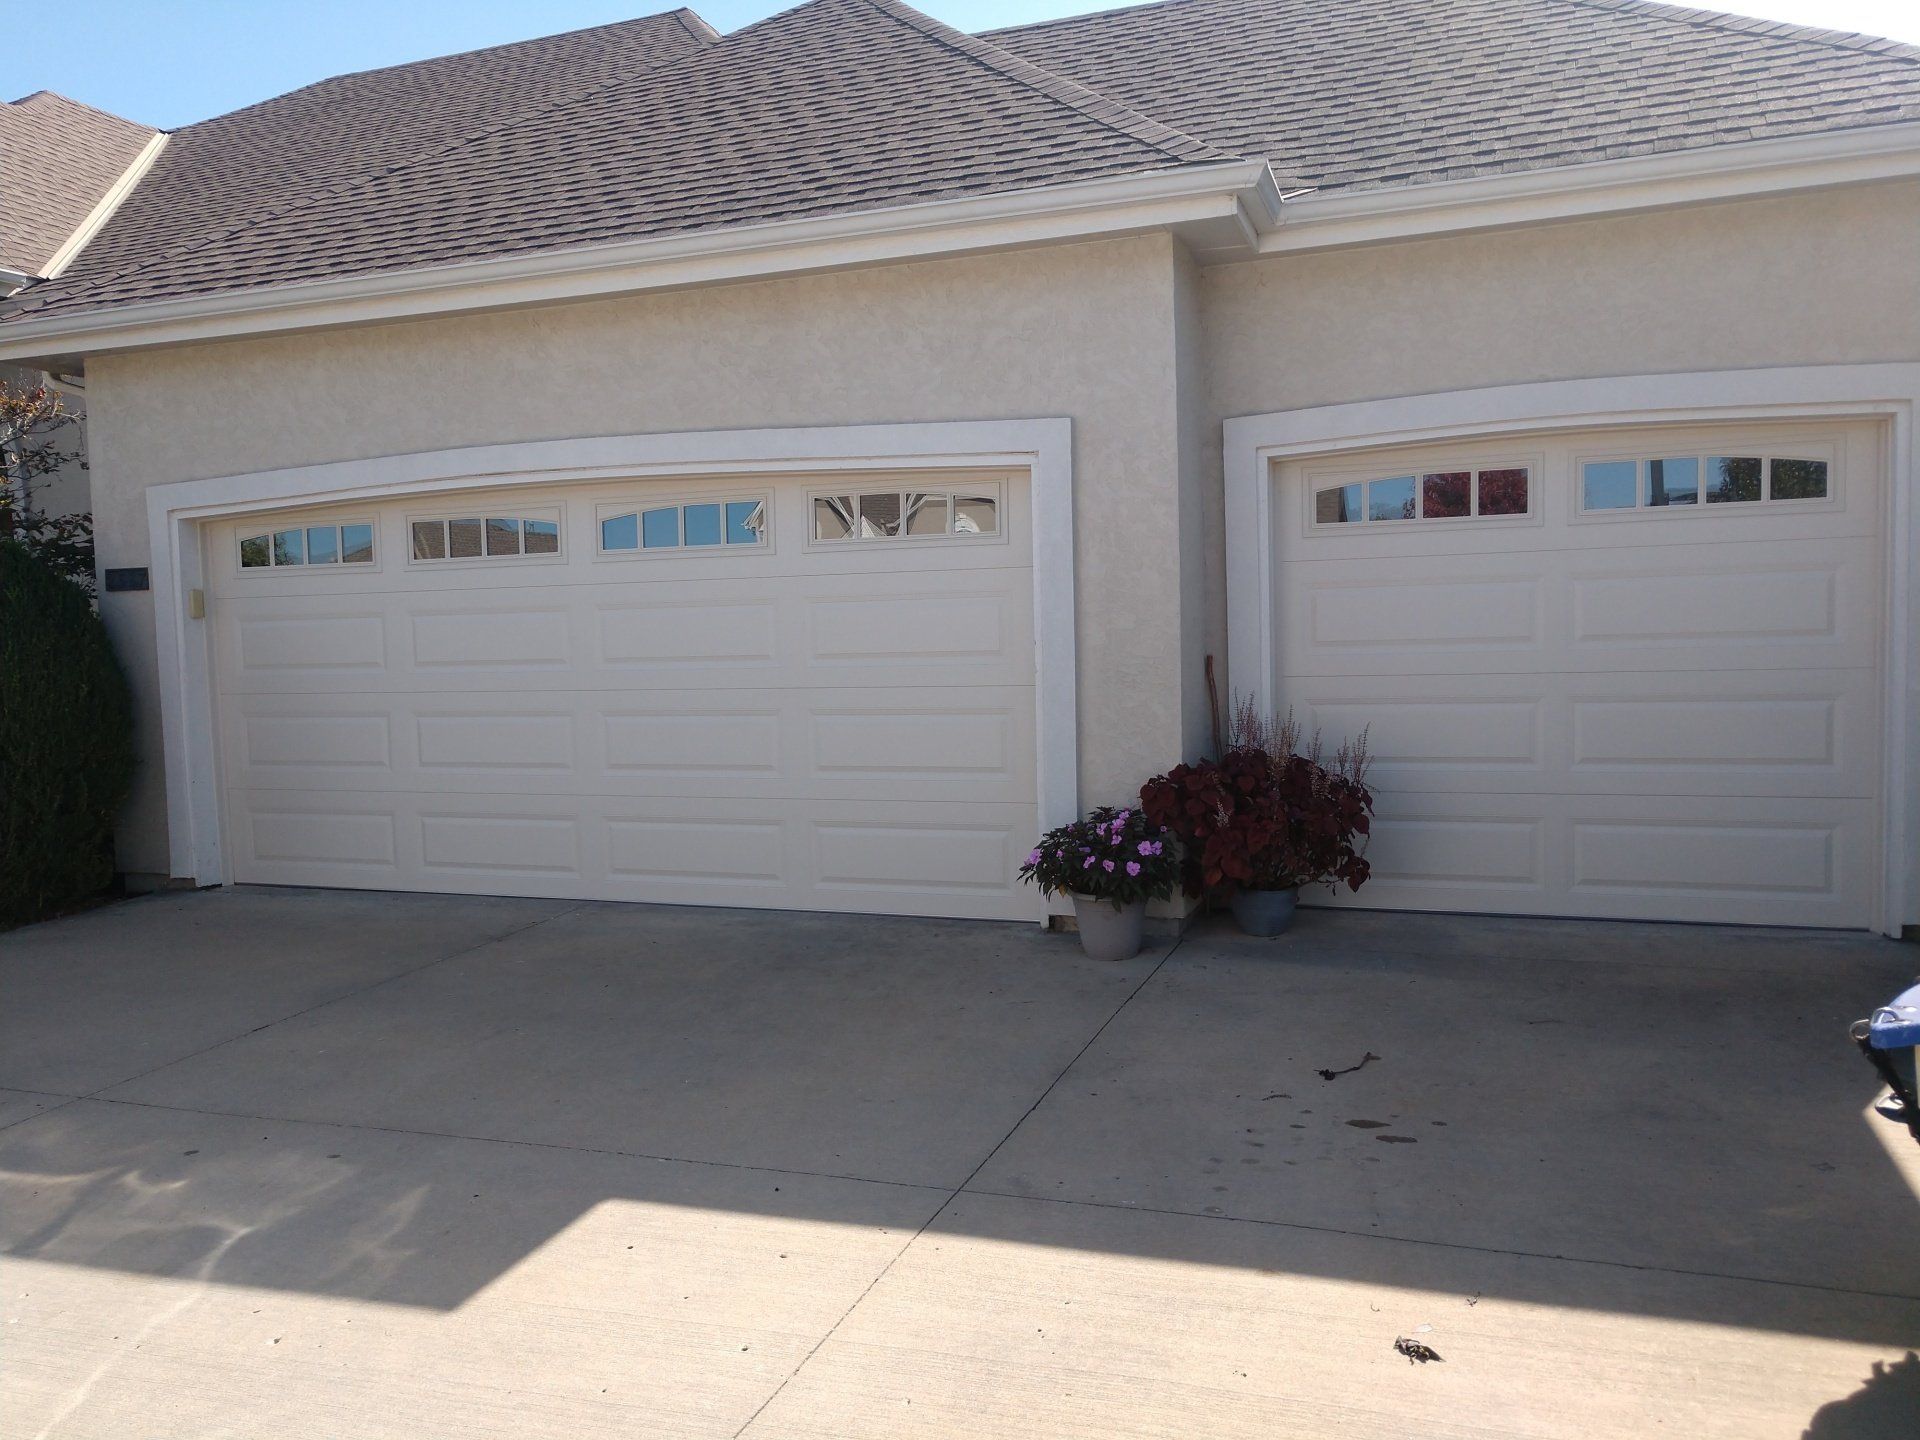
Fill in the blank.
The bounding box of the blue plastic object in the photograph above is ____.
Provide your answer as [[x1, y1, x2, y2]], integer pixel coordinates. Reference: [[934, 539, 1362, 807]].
[[1869, 982, 1920, 1050]]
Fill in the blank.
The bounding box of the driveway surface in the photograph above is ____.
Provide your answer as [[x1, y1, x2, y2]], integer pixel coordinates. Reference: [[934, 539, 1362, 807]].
[[2, 887, 1917, 1438]]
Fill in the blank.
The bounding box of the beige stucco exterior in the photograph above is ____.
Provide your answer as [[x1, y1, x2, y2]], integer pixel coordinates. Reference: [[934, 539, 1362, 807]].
[[81, 181, 1920, 900]]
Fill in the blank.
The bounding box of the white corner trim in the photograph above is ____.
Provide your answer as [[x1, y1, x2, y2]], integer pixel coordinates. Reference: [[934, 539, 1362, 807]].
[[1261, 121, 1920, 254], [40, 132, 167, 281], [1223, 363, 1920, 937], [144, 419, 1078, 920], [0, 162, 1265, 364]]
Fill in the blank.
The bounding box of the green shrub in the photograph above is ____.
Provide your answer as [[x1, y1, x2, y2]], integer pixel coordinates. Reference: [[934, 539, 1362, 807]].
[[0, 542, 134, 924]]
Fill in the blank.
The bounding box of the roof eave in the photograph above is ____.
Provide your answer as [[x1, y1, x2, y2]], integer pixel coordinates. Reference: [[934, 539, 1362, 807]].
[[1260, 120, 1920, 255], [0, 161, 1272, 368]]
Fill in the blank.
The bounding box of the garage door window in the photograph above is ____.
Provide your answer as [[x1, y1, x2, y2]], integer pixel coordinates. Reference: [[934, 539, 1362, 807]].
[[239, 522, 375, 569], [1314, 467, 1530, 525], [1581, 454, 1827, 511], [598, 498, 767, 553], [811, 488, 999, 541], [410, 514, 561, 562]]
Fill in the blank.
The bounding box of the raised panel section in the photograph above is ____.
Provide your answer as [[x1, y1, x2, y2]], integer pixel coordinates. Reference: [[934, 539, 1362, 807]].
[[812, 710, 1011, 776], [604, 711, 779, 774], [238, 614, 385, 672], [1303, 699, 1538, 766], [420, 814, 580, 874], [606, 819, 784, 883], [412, 609, 570, 668], [597, 601, 776, 665], [249, 808, 396, 867], [813, 823, 1015, 893], [244, 713, 391, 770], [809, 594, 1005, 662], [1362, 816, 1543, 888], [1571, 821, 1836, 897], [1572, 568, 1836, 644], [1571, 697, 1835, 768], [416, 713, 575, 771], [1308, 579, 1538, 650]]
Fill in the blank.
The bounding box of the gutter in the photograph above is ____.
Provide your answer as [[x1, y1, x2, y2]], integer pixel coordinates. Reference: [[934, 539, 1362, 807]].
[[1262, 119, 1920, 254], [0, 160, 1269, 366]]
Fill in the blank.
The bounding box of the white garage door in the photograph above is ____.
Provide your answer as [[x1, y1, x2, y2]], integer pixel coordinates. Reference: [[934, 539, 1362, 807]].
[[1273, 420, 1883, 928], [208, 471, 1039, 920]]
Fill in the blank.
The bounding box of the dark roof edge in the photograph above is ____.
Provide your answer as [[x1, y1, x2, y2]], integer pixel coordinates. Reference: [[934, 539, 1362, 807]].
[[1554, 0, 1920, 64], [672, 7, 724, 43], [862, 0, 1232, 164]]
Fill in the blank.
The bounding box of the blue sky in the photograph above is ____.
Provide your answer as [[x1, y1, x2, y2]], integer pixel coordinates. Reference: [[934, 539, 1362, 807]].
[[16, 0, 1920, 131]]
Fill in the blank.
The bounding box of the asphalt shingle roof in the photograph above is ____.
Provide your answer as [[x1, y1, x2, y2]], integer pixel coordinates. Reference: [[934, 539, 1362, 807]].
[[0, 91, 156, 275], [989, 0, 1920, 192], [7, 0, 1920, 324]]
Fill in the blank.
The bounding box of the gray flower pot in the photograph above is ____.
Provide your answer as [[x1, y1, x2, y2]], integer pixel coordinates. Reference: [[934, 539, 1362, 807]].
[[1229, 886, 1298, 937], [1070, 894, 1147, 962]]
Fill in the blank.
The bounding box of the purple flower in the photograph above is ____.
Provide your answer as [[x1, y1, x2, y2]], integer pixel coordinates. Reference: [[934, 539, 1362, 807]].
[[1103, 859, 1116, 872], [1126, 861, 1142, 877], [1117, 809, 1130, 822], [1083, 856, 1096, 868], [1136, 841, 1154, 856], [1026, 850, 1042, 866], [1151, 841, 1164, 855]]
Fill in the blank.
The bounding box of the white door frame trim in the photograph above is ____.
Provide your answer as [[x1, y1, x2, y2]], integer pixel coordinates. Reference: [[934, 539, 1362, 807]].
[[1223, 364, 1920, 936], [145, 419, 1078, 911]]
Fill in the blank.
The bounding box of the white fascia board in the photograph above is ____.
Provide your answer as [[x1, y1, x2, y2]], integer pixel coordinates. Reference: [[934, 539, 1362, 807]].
[[1259, 121, 1920, 254], [0, 161, 1267, 365], [40, 132, 169, 280]]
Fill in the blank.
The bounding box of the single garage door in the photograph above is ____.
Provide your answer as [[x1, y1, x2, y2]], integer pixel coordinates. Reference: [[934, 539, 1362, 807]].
[[208, 470, 1038, 920], [1272, 420, 1883, 928]]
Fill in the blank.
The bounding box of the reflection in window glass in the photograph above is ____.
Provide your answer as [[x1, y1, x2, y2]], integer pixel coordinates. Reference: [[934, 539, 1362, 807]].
[[904, 493, 948, 535], [683, 503, 723, 547], [1771, 458, 1828, 500], [1582, 461, 1637, 511], [523, 519, 559, 555], [814, 496, 854, 540], [1421, 472, 1470, 519], [859, 493, 903, 538], [1646, 457, 1700, 507], [341, 524, 375, 563], [953, 495, 997, 535], [1367, 475, 1416, 522], [1315, 483, 1363, 524], [485, 518, 521, 555], [1702, 456, 1762, 504], [725, 501, 764, 545], [240, 535, 271, 568], [448, 518, 484, 559], [272, 529, 305, 566], [305, 526, 339, 564], [1477, 468, 1529, 516], [412, 520, 447, 560], [602, 513, 639, 550], [642, 508, 680, 549]]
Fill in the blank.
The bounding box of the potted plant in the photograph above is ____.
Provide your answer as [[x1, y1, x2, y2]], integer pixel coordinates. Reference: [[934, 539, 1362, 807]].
[[1141, 701, 1373, 936], [1020, 806, 1180, 961]]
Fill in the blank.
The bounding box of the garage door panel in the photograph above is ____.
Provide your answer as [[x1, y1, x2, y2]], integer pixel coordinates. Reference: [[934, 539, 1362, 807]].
[[1291, 668, 1876, 801], [1274, 420, 1883, 927], [211, 474, 1039, 921]]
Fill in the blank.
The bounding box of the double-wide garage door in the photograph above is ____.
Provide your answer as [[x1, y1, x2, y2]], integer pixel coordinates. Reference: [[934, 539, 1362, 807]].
[[210, 470, 1038, 920], [1273, 420, 1883, 929]]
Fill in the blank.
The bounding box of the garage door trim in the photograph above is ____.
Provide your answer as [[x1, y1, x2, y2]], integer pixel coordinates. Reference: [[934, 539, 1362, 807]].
[[1224, 365, 1919, 936], [145, 420, 1078, 916]]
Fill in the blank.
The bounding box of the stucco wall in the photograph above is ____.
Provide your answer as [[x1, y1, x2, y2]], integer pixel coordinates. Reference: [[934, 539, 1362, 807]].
[[87, 234, 1196, 876], [1198, 179, 1920, 698]]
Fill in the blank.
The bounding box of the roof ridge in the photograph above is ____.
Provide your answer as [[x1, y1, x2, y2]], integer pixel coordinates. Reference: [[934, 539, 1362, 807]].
[[6, 88, 157, 135], [1551, 0, 1920, 65], [7, 14, 721, 319], [857, 0, 1233, 165], [671, 7, 723, 44], [981, 0, 1193, 42]]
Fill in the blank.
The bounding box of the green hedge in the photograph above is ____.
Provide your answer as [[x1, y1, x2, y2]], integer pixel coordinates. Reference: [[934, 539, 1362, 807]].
[[0, 542, 135, 925]]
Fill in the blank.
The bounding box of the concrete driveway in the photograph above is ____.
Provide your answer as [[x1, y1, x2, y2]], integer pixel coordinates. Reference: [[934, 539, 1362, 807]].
[[2, 888, 1916, 1439]]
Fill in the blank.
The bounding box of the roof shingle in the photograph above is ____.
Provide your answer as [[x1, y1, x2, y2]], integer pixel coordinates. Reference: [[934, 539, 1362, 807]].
[[0, 91, 156, 275]]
